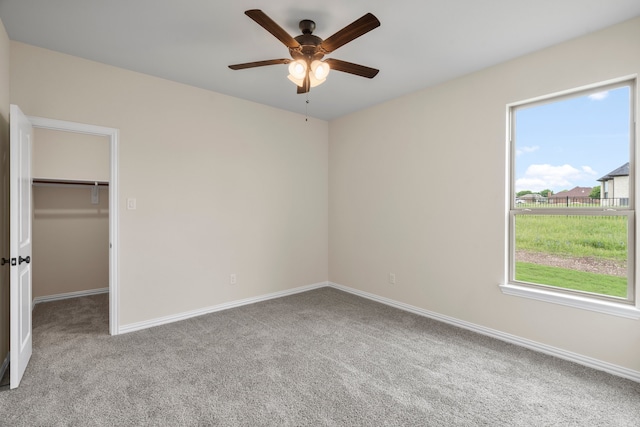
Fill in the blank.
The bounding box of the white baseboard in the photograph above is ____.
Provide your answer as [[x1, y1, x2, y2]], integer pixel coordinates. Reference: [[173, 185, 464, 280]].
[[118, 281, 327, 334], [0, 352, 9, 383], [32, 287, 109, 309], [328, 282, 640, 383]]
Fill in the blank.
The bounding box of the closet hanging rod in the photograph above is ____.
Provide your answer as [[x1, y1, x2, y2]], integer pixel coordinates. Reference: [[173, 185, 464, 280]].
[[32, 178, 109, 187]]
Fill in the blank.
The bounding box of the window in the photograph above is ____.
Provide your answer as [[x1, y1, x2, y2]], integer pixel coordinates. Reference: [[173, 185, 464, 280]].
[[504, 78, 638, 315]]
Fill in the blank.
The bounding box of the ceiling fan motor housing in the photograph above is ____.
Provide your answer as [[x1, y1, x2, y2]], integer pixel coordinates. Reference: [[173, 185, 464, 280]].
[[291, 20, 325, 62], [299, 19, 316, 34]]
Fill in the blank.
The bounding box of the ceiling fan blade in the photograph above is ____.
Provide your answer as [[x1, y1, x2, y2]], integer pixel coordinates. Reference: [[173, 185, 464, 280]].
[[324, 59, 379, 78], [229, 59, 291, 70], [320, 13, 380, 53], [297, 74, 310, 94], [245, 9, 300, 49]]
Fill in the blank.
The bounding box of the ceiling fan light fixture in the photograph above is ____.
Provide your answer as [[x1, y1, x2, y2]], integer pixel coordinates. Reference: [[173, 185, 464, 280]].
[[288, 60, 307, 80], [309, 78, 325, 88], [311, 60, 330, 80], [287, 74, 305, 87], [308, 74, 326, 88]]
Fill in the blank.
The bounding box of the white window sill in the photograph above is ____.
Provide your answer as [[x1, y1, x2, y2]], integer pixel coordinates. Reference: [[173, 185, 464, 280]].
[[499, 283, 640, 320]]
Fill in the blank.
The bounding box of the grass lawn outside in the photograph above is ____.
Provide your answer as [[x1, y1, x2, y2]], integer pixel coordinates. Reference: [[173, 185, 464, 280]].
[[514, 215, 629, 297], [515, 261, 627, 298], [515, 214, 627, 261]]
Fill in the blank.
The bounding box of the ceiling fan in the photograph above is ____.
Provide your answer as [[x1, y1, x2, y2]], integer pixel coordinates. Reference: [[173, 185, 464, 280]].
[[228, 10, 381, 94]]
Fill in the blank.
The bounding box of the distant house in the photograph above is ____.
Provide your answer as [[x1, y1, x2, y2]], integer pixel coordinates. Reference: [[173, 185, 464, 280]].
[[548, 186, 595, 205], [598, 162, 629, 206]]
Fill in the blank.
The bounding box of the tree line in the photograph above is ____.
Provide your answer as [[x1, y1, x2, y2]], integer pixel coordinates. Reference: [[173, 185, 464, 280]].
[[516, 187, 601, 199]]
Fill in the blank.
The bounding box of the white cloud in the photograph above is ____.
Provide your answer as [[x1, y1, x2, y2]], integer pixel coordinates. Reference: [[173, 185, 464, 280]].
[[515, 163, 597, 192], [515, 145, 540, 157], [588, 91, 609, 101]]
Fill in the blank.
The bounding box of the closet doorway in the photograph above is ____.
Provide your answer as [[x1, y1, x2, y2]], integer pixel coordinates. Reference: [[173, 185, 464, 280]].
[[32, 130, 109, 317], [28, 116, 119, 336]]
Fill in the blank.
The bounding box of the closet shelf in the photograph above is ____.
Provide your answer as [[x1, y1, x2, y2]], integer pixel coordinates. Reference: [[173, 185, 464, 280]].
[[32, 178, 109, 187]]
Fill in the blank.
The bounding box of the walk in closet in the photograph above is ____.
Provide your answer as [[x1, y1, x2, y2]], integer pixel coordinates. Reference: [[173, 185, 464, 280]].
[[32, 128, 109, 303]]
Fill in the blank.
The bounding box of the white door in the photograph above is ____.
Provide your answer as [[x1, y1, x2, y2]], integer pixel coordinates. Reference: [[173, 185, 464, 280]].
[[9, 104, 33, 389]]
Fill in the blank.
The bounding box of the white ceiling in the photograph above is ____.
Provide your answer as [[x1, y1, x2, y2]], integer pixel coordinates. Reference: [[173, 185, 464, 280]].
[[1, 1, 639, 120]]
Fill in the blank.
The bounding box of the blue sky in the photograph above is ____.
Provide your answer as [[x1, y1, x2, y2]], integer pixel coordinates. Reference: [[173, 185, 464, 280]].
[[514, 86, 630, 194]]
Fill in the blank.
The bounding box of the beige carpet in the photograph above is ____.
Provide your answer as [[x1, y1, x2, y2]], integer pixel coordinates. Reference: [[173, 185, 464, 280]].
[[0, 287, 639, 426]]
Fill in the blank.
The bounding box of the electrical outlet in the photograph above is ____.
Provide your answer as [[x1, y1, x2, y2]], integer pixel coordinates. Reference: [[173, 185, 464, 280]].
[[230, 273, 237, 285], [389, 273, 396, 285]]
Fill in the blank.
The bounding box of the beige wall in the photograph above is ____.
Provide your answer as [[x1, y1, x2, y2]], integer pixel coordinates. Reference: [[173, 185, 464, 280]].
[[10, 41, 329, 326], [33, 128, 109, 182], [329, 17, 640, 372], [0, 17, 10, 368], [33, 185, 109, 298]]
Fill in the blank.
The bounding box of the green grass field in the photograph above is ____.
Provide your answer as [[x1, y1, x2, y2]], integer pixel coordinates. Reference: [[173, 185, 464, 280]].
[[514, 214, 628, 296], [515, 214, 627, 261], [515, 262, 627, 298]]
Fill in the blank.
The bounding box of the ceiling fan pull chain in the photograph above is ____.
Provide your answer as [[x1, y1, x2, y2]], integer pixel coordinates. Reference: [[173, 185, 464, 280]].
[[305, 94, 310, 122]]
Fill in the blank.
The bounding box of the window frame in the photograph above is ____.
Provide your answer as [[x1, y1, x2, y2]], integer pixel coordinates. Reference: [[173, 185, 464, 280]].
[[502, 76, 640, 318]]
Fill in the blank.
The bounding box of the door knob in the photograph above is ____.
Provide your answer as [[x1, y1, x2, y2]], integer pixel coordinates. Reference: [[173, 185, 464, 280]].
[[18, 256, 31, 265], [1, 258, 9, 266]]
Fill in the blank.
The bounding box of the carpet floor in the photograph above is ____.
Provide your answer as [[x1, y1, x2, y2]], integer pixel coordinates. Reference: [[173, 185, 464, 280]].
[[0, 287, 638, 426]]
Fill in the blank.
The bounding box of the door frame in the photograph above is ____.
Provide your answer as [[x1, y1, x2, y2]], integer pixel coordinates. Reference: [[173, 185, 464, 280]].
[[27, 116, 120, 335]]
